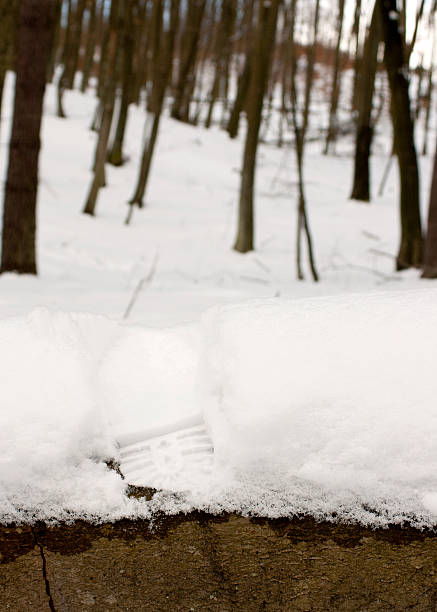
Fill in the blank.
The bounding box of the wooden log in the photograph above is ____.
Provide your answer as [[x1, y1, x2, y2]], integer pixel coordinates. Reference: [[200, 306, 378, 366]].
[[1, 513, 436, 610]]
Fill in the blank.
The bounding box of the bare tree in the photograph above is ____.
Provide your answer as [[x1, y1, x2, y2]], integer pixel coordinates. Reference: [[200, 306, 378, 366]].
[[350, 2, 382, 202], [422, 4, 436, 156], [233, 0, 280, 253], [108, 0, 136, 166], [80, 0, 99, 93], [83, 0, 120, 216], [171, 0, 206, 123], [227, 0, 255, 139], [204, 0, 236, 128], [324, 0, 345, 155], [130, 0, 151, 106], [0, 0, 17, 143], [422, 136, 437, 277], [1, 0, 57, 274], [378, 0, 423, 270], [350, 0, 362, 114], [126, 0, 180, 222], [56, 0, 87, 118], [290, 0, 320, 281]]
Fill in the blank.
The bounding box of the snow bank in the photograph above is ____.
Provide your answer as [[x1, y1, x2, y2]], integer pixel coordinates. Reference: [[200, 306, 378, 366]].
[[200, 290, 437, 527], [0, 310, 132, 523], [1, 291, 436, 527], [100, 323, 200, 438]]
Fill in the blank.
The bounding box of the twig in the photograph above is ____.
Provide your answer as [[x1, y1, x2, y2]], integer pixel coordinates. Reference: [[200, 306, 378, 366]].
[[239, 274, 270, 285], [378, 153, 394, 196], [361, 230, 381, 241], [368, 248, 396, 260], [123, 251, 159, 319]]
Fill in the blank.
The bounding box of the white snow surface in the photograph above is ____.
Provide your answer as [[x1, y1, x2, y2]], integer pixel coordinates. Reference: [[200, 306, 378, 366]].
[[0, 73, 437, 526], [0, 291, 437, 527]]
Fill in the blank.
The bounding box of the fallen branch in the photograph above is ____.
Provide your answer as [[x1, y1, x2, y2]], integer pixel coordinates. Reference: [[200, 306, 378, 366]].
[[123, 251, 159, 320]]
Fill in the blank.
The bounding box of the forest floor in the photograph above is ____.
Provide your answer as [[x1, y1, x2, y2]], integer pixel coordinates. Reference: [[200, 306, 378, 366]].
[[0, 72, 436, 528]]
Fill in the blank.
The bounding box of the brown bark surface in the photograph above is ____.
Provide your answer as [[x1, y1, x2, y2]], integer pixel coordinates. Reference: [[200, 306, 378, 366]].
[[0, 0, 57, 275], [1, 514, 436, 611], [233, 0, 280, 253], [80, 0, 98, 93], [127, 0, 179, 216], [0, 0, 17, 137], [350, 2, 381, 202], [324, 0, 345, 155], [82, 0, 120, 216], [379, 0, 423, 270], [171, 0, 206, 122], [422, 137, 437, 277], [107, 0, 136, 167]]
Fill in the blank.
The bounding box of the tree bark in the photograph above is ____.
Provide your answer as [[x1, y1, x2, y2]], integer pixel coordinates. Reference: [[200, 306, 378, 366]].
[[83, 0, 120, 216], [56, 0, 73, 118], [350, 0, 362, 114], [227, 52, 252, 139], [0, 0, 17, 143], [131, 0, 150, 106], [80, 0, 98, 93], [107, 0, 136, 167], [64, 0, 87, 90], [1, 0, 57, 275], [233, 0, 280, 253], [379, 0, 423, 270], [350, 2, 382, 202], [47, 0, 62, 83], [127, 0, 180, 219], [290, 0, 320, 282], [227, 0, 255, 139], [324, 0, 345, 155], [422, 15, 435, 156], [204, 0, 236, 129], [171, 0, 206, 122], [422, 136, 437, 277]]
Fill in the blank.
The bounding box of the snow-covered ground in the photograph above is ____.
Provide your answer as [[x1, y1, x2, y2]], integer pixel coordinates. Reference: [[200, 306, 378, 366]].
[[0, 72, 436, 527]]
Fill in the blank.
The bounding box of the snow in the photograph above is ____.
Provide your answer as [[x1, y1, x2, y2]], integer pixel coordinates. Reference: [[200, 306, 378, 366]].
[[0, 72, 436, 527], [199, 291, 437, 527], [0, 310, 127, 523], [0, 292, 436, 527]]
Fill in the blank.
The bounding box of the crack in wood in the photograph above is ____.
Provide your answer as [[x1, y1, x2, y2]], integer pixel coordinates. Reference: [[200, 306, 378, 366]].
[[30, 526, 56, 612]]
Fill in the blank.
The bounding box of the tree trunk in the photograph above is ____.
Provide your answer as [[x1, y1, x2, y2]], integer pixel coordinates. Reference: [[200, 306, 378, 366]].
[[350, 2, 381, 202], [227, 53, 252, 139], [83, 0, 120, 216], [171, 0, 206, 122], [290, 0, 320, 282], [204, 0, 236, 129], [233, 0, 280, 253], [324, 0, 345, 155], [422, 136, 437, 277], [0, 0, 17, 143], [227, 0, 254, 139], [0, 0, 57, 275], [56, 0, 73, 118], [107, 0, 135, 167], [422, 17, 435, 156], [127, 0, 180, 219], [190, 2, 217, 126], [350, 0, 362, 114], [64, 0, 87, 90], [80, 0, 98, 93], [131, 0, 150, 106], [47, 0, 62, 83], [379, 0, 423, 270]]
